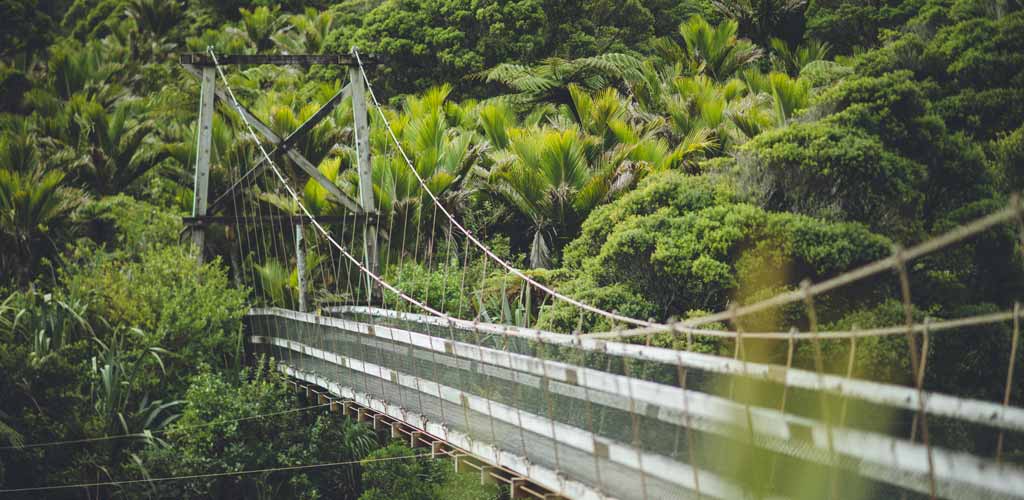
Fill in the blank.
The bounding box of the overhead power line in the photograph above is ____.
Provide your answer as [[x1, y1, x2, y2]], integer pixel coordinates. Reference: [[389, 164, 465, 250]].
[[0, 452, 432, 493], [0, 403, 331, 451]]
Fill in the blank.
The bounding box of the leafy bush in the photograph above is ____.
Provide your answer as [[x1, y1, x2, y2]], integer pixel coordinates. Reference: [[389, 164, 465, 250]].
[[60, 244, 248, 382], [993, 124, 1024, 192], [131, 364, 378, 499], [77, 194, 180, 255], [542, 171, 892, 331], [804, 0, 923, 54], [382, 260, 469, 315], [798, 60, 853, 88], [739, 121, 925, 238], [0, 65, 30, 113], [359, 441, 499, 500]]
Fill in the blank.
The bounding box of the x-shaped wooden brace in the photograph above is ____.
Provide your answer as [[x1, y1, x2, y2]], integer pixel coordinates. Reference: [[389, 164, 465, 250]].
[[182, 64, 363, 215]]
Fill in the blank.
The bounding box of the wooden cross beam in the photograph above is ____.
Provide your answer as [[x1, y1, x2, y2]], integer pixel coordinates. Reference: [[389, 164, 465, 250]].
[[181, 64, 363, 215], [179, 53, 379, 67]]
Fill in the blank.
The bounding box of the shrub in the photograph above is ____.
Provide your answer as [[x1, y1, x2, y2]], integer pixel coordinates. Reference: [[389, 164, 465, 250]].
[[130, 364, 378, 499], [359, 442, 499, 500], [60, 244, 248, 383], [739, 121, 925, 238], [76, 194, 180, 255], [541, 171, 892, 333]]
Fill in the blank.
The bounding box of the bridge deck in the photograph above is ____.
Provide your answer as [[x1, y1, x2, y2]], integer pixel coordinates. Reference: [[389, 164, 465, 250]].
[[246, 308, 1024, 500]]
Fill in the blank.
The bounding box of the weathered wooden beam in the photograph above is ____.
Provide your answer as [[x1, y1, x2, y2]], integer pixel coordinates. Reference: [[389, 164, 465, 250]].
[[206, 82, 352, 215], [295, 223, 307, 313], [372, 413, 388, 431], [181, 64, 363, 215], [190, 65, 216, 264], [480, 466, 499, 486], [349, 64, 379, 291], [180, 53, 379, 67], [182, 64, 278, 144], [409, 430, 424, 448], [283, 148, 363, 214], [510, 478, 531, 499]]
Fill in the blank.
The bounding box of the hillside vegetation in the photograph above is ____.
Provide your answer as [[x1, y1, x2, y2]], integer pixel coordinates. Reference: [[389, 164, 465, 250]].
[[1, 0, 1022, 497]]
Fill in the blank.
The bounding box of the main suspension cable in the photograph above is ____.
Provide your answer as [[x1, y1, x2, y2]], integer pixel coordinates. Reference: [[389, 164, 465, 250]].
[[351, 48, 658, 330]]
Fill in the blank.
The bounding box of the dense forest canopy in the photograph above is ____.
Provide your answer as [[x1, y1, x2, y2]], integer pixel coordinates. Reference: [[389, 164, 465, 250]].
[[1, 0, 1022, 497]]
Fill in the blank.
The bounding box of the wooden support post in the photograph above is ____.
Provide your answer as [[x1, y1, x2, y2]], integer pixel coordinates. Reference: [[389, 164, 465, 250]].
[[190, 65, 215, 264], [409, 430, 423, 448], [343, 401, 356, 417], [372, 413, 386, 431], [510, 478, 529, 499], [348, 63, 378, 296], [295, 223, 307, 312], [329, 399, 340, 413], [480, 466, 497, 486], [430, 441, 443, 458], [453, 454, 469, 474], [357, 407, 368, 422], [390, 422, 402, 440]]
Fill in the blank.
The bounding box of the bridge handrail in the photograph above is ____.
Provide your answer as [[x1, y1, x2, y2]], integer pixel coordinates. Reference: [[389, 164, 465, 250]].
[[251, 315, 1024, 498], [317, 306, 1024, 434]]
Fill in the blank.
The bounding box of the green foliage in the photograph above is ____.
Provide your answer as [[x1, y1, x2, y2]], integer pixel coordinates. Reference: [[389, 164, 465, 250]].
[[383, 261, 466, 315], [711, 0, 809, 47], [46, 39, 126, 102], [63, 0, 122, 41], [678, 14, 764, 80], [240, 5, 282, 51], [0, 0, 55, 58], [0, 133, 83, 284], [328, 0, 689, 96], [487, 126, 627, 267], [0, 306, 94, 492], [60, 244, 248, 382], [328, 0, 548, 95], [818, 71, 993, 221], [922, 9, 1024, 92], [738, 121, 926, 238], [73, 102, 172, 196], [479, 52, 643, 107], [804, 299, 915, 383], [546, 171, 892, 330], [805, 0, 923, 54], [915, 196, 1024, 310], [798, 59, 852, 87], [132, 364, 378, 499], [126, 0, 185, 40], [76, 194, 180, 254], [993, 124, 1024, 191], [0, 64, 31, 113], [770, 37, 831, 75], [359, 442, 499, 500]]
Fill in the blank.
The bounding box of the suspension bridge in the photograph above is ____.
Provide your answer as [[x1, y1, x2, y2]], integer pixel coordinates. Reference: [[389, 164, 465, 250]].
[[181, 49, 1024, 500]]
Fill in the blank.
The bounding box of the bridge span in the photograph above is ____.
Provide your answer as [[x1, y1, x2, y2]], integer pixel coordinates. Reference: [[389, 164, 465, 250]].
[[246, 307, 1024, 500]]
